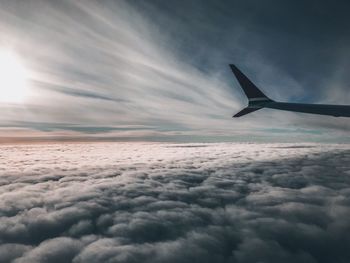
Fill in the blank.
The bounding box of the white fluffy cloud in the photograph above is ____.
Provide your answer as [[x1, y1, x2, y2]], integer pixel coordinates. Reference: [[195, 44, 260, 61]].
[[0, 143, 350, 262]]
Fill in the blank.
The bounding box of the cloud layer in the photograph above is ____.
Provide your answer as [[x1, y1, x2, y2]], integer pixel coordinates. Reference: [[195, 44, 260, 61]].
[[1, 142, 350, 262]]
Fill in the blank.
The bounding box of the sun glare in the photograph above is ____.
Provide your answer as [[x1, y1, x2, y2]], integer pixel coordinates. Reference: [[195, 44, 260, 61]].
[[0, 50, 29, 103]]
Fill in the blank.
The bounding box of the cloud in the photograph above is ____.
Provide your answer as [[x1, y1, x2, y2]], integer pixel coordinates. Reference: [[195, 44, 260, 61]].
[[0, 0, 240, 139], [0, 142, 350, 262], [13, 237, 84, 263], [0, 0, 349, 141], [0, 244, 32, 263]]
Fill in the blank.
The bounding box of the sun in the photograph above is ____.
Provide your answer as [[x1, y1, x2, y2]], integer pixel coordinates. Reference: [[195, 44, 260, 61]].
[[0, 50, 29, 103]]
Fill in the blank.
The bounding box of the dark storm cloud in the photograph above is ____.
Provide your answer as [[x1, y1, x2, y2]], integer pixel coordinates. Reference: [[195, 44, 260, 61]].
[[0, 143, 350, 262]]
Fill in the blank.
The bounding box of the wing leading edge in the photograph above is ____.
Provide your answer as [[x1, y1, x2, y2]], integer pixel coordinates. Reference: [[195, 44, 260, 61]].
[[230, 64, 350, 118]]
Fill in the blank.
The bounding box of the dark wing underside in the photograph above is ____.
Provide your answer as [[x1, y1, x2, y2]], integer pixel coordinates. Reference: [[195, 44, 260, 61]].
[[233, 107, 261, 117], [266, 102, 350, 117]]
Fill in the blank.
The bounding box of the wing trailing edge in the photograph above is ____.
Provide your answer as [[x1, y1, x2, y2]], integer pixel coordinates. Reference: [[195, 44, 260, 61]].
[[233, 107, 261, 118]]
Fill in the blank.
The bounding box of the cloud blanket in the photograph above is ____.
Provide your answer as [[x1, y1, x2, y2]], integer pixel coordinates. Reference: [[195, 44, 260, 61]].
[[0, 143, 349, 262]]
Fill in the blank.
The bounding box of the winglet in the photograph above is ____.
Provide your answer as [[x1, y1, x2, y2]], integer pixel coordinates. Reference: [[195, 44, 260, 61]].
[[230, 64, 273, 117], [229, 64, 270, 100]]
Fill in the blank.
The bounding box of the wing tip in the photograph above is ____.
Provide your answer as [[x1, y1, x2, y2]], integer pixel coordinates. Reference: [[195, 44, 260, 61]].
[[233, 107, 262, 118]]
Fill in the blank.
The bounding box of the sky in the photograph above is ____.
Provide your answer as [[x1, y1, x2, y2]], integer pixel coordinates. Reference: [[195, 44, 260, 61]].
[[1, 142, 350, 262], [0, 0, 349, 142]]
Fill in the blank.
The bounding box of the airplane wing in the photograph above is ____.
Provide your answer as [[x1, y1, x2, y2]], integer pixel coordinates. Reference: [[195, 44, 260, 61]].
[[267, 102, 350, 117], [230, 64, 350, 118]]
